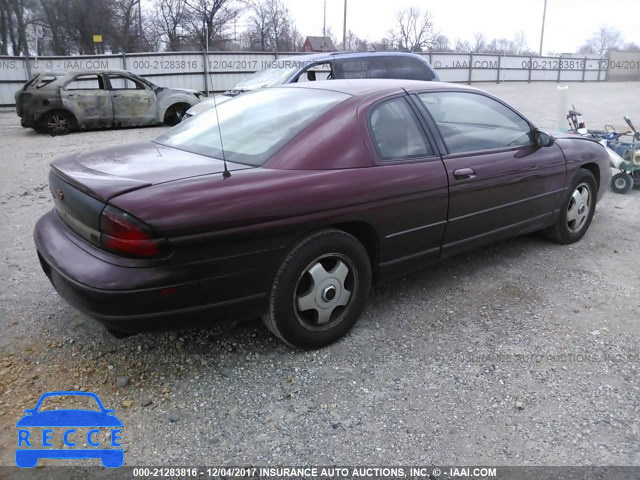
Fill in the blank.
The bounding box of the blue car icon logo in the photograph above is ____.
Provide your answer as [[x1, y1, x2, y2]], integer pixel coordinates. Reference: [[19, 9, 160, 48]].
[[16, 391, 123, 468]]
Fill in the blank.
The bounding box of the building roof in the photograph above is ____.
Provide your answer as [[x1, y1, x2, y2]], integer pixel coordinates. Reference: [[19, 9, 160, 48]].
[[304, 36, 336, 51]]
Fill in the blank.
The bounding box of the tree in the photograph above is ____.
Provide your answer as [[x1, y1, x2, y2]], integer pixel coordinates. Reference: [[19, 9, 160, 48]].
[[432, 34, 450, 52], [513, 31, 527, 55], [454, 39, 471, 52], [0, 0, 35, 55], [245, 0, 270, 51], [184, 0, 239, 50], [579, 26, 622, 56], [151, 0, 188, 51], [266, 0, 292, 52], [472, 32, 485, 53], [343, 29, 368, 51], [389, 7, 436, 52], [111, 0, 147, 52], [485, 38, 516, 55], [370, 37, 393, 52]]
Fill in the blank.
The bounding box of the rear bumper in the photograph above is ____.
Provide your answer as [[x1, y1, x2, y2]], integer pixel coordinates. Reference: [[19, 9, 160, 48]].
[[34, 210, 268, 333]]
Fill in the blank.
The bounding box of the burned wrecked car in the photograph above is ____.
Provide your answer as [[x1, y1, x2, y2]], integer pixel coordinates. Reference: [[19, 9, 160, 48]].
[[15, 70, 202, 135]]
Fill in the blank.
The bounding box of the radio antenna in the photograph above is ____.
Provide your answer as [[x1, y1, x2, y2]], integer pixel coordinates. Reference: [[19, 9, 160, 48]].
[[211, 90, 231, 179], [205, 24, 230, 179]]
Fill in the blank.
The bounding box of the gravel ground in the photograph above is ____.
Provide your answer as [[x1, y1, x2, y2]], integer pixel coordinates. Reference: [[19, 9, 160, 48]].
[[1, 82, 639, 469]]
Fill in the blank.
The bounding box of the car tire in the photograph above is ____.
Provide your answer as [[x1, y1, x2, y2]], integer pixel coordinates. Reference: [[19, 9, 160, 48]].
[[611, 172, 633, 194], [263, 229, 372, 349], [42, 110, 75, 136], [546, 168, 597, 244], [164, 103, 190, 126]]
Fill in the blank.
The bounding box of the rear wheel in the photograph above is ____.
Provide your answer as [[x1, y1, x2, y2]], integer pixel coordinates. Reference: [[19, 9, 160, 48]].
[[546, 168, 597, 244], [263, 229, 372, 349], [611, 172, 633, 194], [42, 110, 75, 136], [163, 103, 190, 126]]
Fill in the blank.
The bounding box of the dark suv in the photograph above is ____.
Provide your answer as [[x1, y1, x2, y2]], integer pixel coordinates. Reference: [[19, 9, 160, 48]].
[[186, 51, 439, 117]]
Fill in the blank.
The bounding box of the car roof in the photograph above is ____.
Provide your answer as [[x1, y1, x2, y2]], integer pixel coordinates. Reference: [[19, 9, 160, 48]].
[[51, 69, 138, 78], [282, 51, 433, 64], [279, 78, 480, 96]]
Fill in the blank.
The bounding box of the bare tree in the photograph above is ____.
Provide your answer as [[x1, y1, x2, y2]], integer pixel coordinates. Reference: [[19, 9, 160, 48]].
[[0, 0, 33, 55], [342, 29, 368, 51], [579, 26, 622, 56], [151, 0, 188, 51], [111, 0, 146, 52], [513, 31, 527, 55], [432, 34, 450, 52], [266, 0, 291, 52], [472, 32, 485, 53], [389, 7, 436, 52], [184, 0, 239, 50], [246, 0, 270, 51], [485, 38, 516, 55], [371, 37, 393, 52], [454, 39, 471, 52]]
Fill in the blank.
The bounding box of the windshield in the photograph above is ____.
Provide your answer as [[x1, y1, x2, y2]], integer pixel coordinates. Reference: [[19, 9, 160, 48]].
[[233, 66, 299, 91], [155, 87, 350, 166]]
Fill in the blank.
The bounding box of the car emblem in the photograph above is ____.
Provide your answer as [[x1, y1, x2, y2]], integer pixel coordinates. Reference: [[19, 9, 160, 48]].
[[54, 188, 64, 201]]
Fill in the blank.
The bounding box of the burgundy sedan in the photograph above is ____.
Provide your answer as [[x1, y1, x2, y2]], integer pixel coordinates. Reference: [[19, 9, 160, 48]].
[[34, 79, 611, 349]]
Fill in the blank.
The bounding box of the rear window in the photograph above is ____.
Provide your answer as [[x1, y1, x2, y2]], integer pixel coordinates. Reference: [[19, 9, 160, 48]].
[[155, 87, 350, 166], [23, 74, 57, 90], [335, 56, 435, 81]]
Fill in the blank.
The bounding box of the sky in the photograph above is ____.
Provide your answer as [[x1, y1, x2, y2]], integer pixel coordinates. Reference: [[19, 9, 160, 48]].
[[276, 0, 640, 54]]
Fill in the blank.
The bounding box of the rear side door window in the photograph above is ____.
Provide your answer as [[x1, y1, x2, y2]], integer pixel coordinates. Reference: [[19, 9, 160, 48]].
[[417, 92, 534, 154], [65, 74, 105, 90], [383, 56, 436, 81], [368, 97, 434, 160]]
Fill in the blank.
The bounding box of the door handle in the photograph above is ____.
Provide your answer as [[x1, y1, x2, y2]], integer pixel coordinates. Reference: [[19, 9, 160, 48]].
[[453, 168, 476, 180]]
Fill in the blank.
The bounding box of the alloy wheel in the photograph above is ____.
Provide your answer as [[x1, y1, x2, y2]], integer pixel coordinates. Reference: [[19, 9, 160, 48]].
[[293, 253, 357, 331], [566, 182, 592, 234]]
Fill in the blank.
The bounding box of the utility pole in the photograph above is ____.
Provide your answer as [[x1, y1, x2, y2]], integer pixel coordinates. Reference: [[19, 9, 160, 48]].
[[323, 0, 327, 51], [342, 0, 347, 51], [539, 0, 548, 56]]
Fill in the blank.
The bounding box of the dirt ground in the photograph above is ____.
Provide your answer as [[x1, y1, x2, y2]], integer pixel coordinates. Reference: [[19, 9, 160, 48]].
[[0, 82, 639, 469]]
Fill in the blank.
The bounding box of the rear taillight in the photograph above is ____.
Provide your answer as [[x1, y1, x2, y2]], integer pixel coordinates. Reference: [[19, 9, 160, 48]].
[[100, 206, 167, 258]]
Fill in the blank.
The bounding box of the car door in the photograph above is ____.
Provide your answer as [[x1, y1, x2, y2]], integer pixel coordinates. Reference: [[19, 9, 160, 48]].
[[413, 90, 566, 257], [365, 96, 449, 279], [61, 74, 113, 128], [106, 73, 157, 127]]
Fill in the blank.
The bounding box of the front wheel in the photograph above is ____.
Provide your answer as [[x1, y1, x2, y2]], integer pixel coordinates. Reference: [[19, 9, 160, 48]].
[[611, 172, 633, 194], [163, 103, 189, 126], [546, 168, 597, 244], [263, 229, 372, 349]]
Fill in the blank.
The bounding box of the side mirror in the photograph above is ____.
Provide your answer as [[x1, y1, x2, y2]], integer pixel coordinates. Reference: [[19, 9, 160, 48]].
[[536, 130, 555, 147]]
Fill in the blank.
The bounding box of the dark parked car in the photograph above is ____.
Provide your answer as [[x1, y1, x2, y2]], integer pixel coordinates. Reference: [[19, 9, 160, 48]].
[[34, 80, 611, 349], [185, 51, 440, 117], [16, 69, 202, 135]]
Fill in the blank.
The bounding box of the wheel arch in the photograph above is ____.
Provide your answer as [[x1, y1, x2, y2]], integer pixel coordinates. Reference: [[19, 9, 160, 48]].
[[579, 162, 600, 191], [39, 108, 78, 127], [329, 221, 380, 283]]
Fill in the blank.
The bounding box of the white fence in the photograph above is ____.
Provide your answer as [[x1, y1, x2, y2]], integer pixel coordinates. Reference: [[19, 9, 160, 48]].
[[0, 50, 612, 106]]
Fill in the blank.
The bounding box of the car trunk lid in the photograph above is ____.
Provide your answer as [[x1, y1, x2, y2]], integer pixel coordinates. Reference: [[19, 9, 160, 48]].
[[49, 142, 253, 249], [51, 141, 253, 201]]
